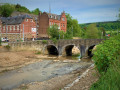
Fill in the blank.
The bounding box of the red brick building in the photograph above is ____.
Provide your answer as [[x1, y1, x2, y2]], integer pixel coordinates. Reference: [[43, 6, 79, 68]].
[[0, 15, 36, 41], [38, 11, 67, 38]]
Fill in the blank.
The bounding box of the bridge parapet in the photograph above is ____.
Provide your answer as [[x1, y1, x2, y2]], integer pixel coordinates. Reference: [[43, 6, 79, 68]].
[[8, 39, 104, 58]]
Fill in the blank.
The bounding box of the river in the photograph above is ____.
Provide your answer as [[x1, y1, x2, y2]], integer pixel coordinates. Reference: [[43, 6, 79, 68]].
[[0, 55, 92, 90]]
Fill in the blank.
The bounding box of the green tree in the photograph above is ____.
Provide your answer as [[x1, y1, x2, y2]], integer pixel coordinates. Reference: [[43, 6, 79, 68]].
[[15, 4, 30, 13], [100, 27, 106, 38], [85, 24, 99, 39], [0, 4, 15, 17], [15, 4, 21, 9], [59, 30, 65, 39], [47, 24, 59, 39], [64, 28, 73, 39], [65, 13, 82, 38], [65, 13, 73, 29], [31, 8, 40, 15], [72, 19, 82, 37]]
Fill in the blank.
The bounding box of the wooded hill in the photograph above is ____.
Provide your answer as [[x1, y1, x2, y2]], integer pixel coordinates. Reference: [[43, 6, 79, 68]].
[[0, 3, 41, 17], [80, 21, 120, 31]]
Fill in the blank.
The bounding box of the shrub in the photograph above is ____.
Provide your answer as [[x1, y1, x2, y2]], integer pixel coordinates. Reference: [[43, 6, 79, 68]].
[[51, 38, 58, 44], [90, 60, 120, 90], [42, 40, 48, 44], [35, 51, 41, 54], [90, 34, 120, 90], [92, 34, 120, 73]]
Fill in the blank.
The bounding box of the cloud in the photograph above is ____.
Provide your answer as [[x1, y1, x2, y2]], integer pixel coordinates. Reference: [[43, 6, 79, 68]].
[[0, 0, 119, 23]]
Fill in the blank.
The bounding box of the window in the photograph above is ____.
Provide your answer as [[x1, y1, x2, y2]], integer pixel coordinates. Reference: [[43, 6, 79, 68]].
[[63, 24, 65, 27], [50, 15, 52, 18], [62, 18, 65, 21], [13, 26, 15, 30], [17, 25, 19, 31], [61, 24, 62, 27], [54, 16, 56, 19], [50, 22, 51, 25], [10, 26, 12, 31], [26, 19, 28, 22], [3, 26, 5, 31], [31, 19, 33, 22]]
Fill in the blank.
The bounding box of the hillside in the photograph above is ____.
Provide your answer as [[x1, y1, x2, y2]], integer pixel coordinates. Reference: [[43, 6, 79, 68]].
[[0, 3, 41, 17], [80, 21, 120, 31]]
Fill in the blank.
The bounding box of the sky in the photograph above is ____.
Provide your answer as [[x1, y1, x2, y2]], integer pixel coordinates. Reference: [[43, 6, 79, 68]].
[[0, 0, 120, 24]]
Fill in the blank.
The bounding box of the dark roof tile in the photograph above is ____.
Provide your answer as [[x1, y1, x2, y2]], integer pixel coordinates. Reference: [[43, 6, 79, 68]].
[[0, 15, 32, 25], [46, 12, 61, 20]]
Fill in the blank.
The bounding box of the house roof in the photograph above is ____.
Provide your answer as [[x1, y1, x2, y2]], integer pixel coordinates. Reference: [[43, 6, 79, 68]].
[[0, 15, 32, 25], [46, 13, 61, 20]]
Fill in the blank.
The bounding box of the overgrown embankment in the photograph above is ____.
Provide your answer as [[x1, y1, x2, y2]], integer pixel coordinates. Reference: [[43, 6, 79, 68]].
[[90, 34, 120, 90]]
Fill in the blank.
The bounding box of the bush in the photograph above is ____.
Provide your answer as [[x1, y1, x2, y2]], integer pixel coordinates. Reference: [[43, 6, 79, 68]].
[[51, 38, 58, 44], [35, 51, 41, 54], [90, 34, 120, 90], [42, 40, 48, 44], [90, 60, 120, 90], [92, 34, 120, 73]]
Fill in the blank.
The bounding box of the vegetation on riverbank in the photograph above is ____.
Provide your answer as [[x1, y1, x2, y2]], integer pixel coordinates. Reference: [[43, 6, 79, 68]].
[[90, 34, 120, 90]]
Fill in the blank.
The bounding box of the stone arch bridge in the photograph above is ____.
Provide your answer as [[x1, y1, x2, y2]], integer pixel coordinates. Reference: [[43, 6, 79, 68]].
[[9, 39, 104, 58]]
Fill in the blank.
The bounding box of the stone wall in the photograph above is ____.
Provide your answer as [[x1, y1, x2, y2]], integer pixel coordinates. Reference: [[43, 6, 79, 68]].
[[8, 41, 47, 52]]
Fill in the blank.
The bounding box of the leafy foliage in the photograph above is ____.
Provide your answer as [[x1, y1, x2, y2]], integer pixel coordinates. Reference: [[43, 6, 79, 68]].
[[31, 8, 40, 15], [93, 34, 120, 73], [65, 13, 82, 38], [15, 4, 30, 13], [0, 3, 41, 17], [42, 40, 48, 44], [80, 21, 120, 31], [64, 28, 73, 39], [0, 4, 15, 17], [85, 24, 99, 39], [47, 24, 59, 39], [90, 34, 120, 90], [91, 61, 120, 90], [51, 38, 58, 44], [47, 24, 73, 40], [35, 51, 41, 54], [59, 31, 65, 39]]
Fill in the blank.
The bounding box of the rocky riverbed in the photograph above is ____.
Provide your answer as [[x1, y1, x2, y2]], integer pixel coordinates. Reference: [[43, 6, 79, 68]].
[[0, 50, 98, 90]]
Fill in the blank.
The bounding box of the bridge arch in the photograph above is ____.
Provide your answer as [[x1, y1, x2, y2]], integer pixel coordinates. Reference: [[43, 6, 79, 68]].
[[87, 45, 96, 57], [62, 44, 80, 56], [44, 45, 59, 55]]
